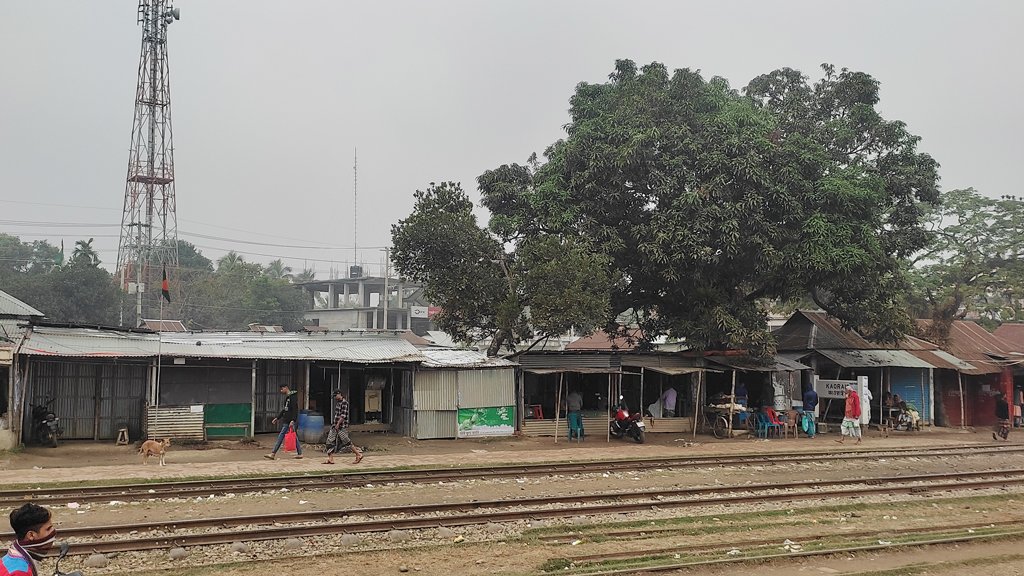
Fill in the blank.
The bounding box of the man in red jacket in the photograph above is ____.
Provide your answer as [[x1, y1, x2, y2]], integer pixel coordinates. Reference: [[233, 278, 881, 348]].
[[836, 385, 862, 445]]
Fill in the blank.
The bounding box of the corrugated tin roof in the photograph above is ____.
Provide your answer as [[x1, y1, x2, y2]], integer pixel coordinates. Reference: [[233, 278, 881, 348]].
[[906, 349, 979, 373], [141, 319, 187, 332], [774, 310, 882, 350], [565, 329, 640, 351], [994, 323, 1024, 348], [817, 349, 935, 369], [0, 290, 43, 318], [917, 320, 1023, 373], [418, 348, 516, 369], [19, 327, 159, 357], [17, 327, 426, 363]]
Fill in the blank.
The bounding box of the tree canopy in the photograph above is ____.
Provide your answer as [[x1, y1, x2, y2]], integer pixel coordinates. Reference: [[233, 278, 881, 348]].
[[908, 188, 1024, 342], [397, 60, 940, 356], [392, 182, 613, 355], [0, 235, 308, 331]]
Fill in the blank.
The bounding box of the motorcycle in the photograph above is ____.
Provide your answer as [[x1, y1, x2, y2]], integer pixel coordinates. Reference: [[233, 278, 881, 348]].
[[31, 396, 60, 448], [54, 541, 84, 576], [609, 399, 646, 444]]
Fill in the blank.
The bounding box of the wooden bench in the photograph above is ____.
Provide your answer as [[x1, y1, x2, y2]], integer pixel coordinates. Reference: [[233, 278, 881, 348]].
[[203, 422, 251, 440]]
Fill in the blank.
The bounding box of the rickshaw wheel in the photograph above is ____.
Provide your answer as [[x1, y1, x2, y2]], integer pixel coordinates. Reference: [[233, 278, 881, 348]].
[[713, 415, 728, 439]]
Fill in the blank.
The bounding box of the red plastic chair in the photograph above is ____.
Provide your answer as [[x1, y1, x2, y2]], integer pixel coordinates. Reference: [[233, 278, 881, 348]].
[[765, 407, 792, 438]]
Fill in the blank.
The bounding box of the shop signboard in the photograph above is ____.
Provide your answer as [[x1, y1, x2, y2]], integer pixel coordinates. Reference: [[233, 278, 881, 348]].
[[816, 378, 857, 399], [457, 406, 514, 437]]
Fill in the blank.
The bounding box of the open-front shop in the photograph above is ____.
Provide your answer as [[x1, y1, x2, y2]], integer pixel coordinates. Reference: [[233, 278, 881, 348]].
[[516, 352, 707, 438]]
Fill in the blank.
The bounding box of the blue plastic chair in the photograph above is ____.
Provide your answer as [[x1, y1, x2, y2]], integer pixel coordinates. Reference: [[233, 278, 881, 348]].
[[755, 412, 780, 438], [567, 412, 584, 443]]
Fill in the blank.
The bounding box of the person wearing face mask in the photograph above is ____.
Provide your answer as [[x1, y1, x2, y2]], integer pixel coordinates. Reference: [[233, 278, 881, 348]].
[[2, 503, 56, 576]]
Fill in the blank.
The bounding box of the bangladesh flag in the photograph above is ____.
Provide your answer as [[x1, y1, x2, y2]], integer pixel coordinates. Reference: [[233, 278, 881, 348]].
[[161, 266, 171, 303]]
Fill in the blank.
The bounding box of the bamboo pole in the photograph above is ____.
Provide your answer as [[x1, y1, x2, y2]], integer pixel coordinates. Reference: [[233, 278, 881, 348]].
[[607, 374, 612, 443], [728, 370, 736, 437], [693, 370, 702, 439], [554, 373, 563, 444], [957, 370, 965, 429]]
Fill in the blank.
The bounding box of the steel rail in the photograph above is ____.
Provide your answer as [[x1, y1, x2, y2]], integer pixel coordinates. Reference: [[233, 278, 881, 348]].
[[571, 531, 1024, 575], [6, 443, 1021, 506], [34, 469, 1024, 556], [560, 518, 1024, 561]]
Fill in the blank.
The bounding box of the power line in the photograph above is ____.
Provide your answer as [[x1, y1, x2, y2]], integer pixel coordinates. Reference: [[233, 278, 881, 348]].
[[0, 198, 370, 248]]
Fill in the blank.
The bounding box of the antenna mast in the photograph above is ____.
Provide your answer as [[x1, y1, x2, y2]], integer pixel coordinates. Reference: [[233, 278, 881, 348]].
[[353, 148, 358, 267], [116, 0, 181, 327]]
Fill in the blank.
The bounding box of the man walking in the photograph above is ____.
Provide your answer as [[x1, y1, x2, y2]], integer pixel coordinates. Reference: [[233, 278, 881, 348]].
[[836, 385, 862, 445], [1, 503, 56, 576], [324, 389, 362, 465], [265, 385, 302, 460]]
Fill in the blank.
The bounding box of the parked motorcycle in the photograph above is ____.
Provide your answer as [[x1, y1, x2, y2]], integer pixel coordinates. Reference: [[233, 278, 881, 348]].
[[54, 541, 84, 576], [609, 399, 645, 444], [31, 396, 60, 448]]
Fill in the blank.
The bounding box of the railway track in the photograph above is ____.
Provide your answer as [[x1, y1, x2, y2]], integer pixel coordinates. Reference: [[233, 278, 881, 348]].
[[5, 442, 1021, 506], [558, 518, 1024, 561], [24, 467, 1024, 556], [568, 531, 1024, 575]]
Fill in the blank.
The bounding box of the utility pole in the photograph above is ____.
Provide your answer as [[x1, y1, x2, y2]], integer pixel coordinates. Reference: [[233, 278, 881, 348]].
[[382, 248, 389, 331], [116, 0, 181, 327]]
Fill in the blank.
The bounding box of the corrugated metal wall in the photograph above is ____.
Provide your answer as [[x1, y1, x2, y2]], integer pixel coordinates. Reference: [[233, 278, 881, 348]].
[[891, 367, 931, 423], [400, 371, 414, 409], [28, 360, 147, 441], [392, 407, 414, 436], [414, 371, 458, 410], [147, 405, 205, 440], [414, 410, 457, 439], [256, 360, 294, 432], [98, 363, 148, 440], [458, 369, 515, 408]]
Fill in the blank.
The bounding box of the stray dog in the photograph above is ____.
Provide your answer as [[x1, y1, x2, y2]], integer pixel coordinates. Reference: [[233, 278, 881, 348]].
[[139, 438, 171, 466]]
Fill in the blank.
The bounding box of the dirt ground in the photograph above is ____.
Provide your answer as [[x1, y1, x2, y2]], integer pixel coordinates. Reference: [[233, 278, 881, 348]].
[[2, 426, 1023, 576], [0, 424, 1008, 472]]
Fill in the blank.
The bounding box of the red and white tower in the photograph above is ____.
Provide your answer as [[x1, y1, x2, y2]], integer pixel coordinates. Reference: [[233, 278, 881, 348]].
[[116, 0, 181, 327]]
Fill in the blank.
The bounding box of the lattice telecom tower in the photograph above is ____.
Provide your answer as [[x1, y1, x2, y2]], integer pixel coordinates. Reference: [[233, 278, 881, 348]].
[[116, 0, 181, 327]]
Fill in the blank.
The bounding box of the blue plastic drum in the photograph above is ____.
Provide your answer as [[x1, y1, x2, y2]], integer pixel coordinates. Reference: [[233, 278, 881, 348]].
[[303, 414, 325, 444]]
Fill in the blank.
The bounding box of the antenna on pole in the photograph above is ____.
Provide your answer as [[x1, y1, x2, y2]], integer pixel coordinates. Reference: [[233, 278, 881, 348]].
[[353, 148, 358, 268]]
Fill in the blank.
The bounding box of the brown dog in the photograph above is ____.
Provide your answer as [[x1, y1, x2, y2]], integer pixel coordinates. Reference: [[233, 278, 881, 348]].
[[139, 438, 171, 466]]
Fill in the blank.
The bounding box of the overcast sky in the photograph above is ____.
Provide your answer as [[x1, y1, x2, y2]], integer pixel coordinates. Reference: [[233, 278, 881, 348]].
[[1, 1, 1021, 278]]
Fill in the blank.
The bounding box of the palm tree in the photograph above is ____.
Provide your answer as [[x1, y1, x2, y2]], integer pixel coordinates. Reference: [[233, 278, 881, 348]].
[[264, 259, 293, 280], [71, 238, 99, 266], [293, 268, 316, 283], [217, 251, 243, 272]]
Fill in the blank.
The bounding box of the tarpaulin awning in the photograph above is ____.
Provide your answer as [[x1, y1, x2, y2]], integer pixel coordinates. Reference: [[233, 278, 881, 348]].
[[705, 355, 811, 372], [522, 368, 627, 375], [640, 366, 706, 376]]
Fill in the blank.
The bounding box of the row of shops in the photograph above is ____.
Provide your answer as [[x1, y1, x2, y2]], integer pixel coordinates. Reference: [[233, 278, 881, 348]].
[[3, 299, 1023, 446]]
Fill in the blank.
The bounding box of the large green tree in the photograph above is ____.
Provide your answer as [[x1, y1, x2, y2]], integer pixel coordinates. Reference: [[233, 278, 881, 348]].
[[392, 182, 613, 355], [464, 61, 939, 355], [908, 188, 1024, 341], [0, 235, 120, 325]]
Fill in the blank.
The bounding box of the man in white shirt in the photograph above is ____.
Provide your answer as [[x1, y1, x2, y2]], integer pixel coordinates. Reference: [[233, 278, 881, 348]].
[[661, 387, 677, 418]]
